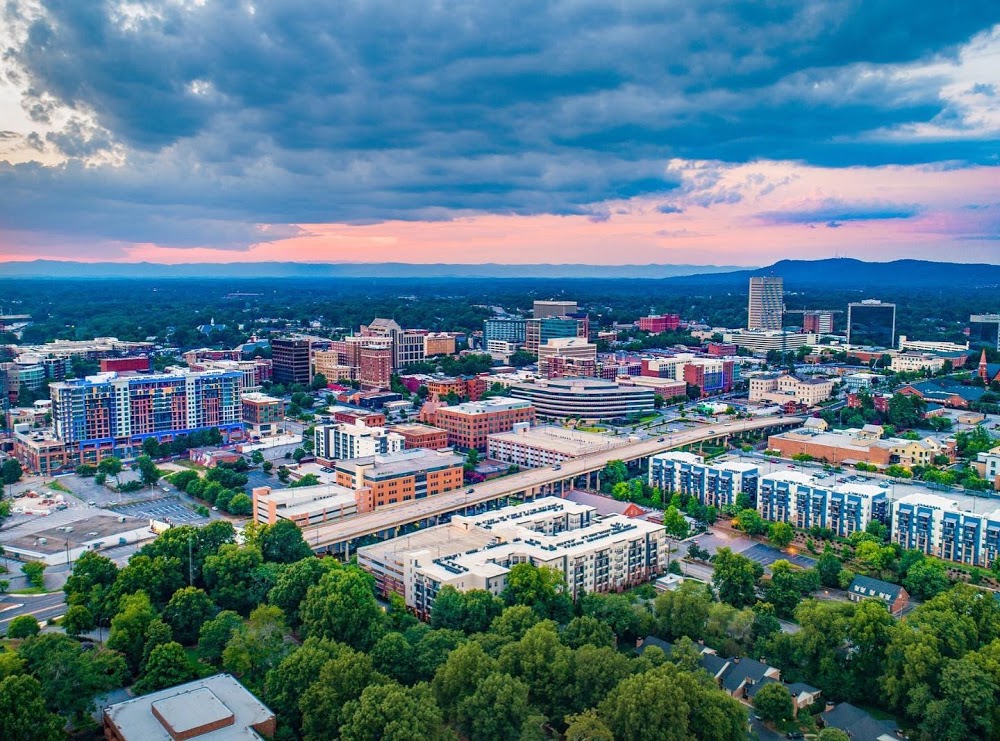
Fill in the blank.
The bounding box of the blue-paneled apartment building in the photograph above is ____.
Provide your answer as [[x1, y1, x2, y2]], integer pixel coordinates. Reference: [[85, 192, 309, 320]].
[[649, 452, 1000, 568]]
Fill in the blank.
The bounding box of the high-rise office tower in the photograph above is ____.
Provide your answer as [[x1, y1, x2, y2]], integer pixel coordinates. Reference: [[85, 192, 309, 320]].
[[847, 300, 897, 348], [747, 277, 784, 330], [271, 337, 313, 386], [970, 314, 1000, 352]]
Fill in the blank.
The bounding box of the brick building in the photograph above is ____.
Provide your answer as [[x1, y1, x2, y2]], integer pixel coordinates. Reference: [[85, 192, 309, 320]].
[[434, 397, 537, 450], [389, 423, 450, 450]]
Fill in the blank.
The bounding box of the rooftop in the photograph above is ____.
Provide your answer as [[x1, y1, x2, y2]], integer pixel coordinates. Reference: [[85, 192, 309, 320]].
[[335, 448, 463, 479], [438, 398, 534, 415], [103, 674, 274, 741], [486, 424, 627, 456]]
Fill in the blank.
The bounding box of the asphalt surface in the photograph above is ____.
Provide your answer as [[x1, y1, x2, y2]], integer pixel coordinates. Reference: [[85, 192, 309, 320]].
[[0, 592, 67, 633], [742, 543, 817, 569]]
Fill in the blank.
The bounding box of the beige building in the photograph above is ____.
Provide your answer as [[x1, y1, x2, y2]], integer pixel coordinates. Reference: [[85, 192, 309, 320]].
[[424, 333, 457, 357], [358, 496, 667, 617], [538, 337, 598, 377], [311, 349, 354, 382], [749, 373, 835, 406], [890, 352, 947, 373]]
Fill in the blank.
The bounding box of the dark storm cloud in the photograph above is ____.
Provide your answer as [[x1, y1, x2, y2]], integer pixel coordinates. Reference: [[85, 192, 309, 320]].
[[2, 0, 999, 247]]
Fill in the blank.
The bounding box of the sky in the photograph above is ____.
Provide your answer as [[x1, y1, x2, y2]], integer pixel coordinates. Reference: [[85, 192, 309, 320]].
[[0, 1, 998, 266]]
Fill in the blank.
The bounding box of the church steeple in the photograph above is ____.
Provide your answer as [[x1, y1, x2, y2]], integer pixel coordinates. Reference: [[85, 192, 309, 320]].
[[980, 348, 989, 383]]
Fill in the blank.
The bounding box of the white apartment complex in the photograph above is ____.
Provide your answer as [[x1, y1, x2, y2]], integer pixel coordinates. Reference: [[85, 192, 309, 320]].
[[314, 420, 405, 462], [358, 497, 667, 617]]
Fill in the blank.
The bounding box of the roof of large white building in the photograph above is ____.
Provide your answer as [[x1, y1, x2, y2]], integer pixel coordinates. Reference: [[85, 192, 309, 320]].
[[487, 424, 627, 456], [413, 497, 662, 584], [102, 673, 274, 741]]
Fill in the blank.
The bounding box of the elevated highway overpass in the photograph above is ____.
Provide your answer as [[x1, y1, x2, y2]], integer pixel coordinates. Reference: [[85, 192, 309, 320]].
[[302, 415, 803, 556]]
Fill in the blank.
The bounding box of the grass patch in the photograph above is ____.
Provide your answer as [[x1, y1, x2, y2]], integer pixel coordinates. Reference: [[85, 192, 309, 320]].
[[9, 587, 57, 595], [173, 460, 206, 471], [47, 480, 72, 494]]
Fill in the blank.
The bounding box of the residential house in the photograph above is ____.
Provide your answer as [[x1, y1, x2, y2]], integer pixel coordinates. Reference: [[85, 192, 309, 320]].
[[847, 575, 910, 616]]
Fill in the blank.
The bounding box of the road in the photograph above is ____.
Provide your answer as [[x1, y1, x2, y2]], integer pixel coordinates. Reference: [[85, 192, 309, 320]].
[[0, 592, 67, 632], [300, 415, 803, 550]]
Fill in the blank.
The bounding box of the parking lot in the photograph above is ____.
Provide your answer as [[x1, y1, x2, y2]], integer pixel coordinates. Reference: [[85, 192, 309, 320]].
[[109, 496, 207, 525], [742, 543, 817, 569]]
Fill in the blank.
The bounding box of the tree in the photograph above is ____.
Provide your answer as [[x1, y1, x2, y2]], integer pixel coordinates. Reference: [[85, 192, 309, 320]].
[[0, 674, 64, 741], [222, 604, 289, 691], [565, 710, 615, 741], [260, 519, 314, 563], [580, 592, 643, 642], [227, 492, 253, 515], [163, 586, 218, 644], [135, 455, 161, 488], [107, 591, 158, 675], [263, 638, 344, 736], [62, 604, 95, 636], [457, 672, 533, 741], [903, 559, 950, 600], [134, 641, 198, 694], [142, 436, 161, 458], [1, 458, 23, 489], [602, 460, 628, 488], [465, 447, 480, 471], [769, 521, 794, 548], [203, 544, 276, 615], [817, 549, 843, 588], [654, 579, 712, 640], [753, 682, 794, 724], [432, 640, 498, 719], [98, 456, 124, 485], [564, 645, 633, 720], [340, 682, 448, 741], [141, 618, 174, 670], [17, 633, 126, 720], [736, 508, 768, 537], [600, 663, 746, 741], [268, 557, 337, 629], [300, 645, 382, 741], [497, 622, 571, 720], [300, 567, 385, 650], [197, 610, 244, 664], [663, 505, 690, 540], [503, 563, 570, 620], [289, 473, 320, 488], [817, 730, 850, 741], [712, 548, 764, 608], [21, 560, 46, 589], [561, 615, 615, 649], [310, 372, 328, 391], [6, 615, 40, 639]]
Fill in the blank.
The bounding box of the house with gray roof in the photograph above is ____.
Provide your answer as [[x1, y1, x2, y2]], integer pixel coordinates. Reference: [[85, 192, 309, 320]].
[[821, 701, 902, 741], [847, 575, 909, 616]]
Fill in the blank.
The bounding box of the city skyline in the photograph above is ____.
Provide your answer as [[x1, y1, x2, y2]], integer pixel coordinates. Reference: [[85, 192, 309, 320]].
[[1, 4, 998, 265]]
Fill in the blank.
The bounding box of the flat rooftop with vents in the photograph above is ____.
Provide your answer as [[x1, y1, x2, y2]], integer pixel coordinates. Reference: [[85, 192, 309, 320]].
[[102, 673, 275, 741]]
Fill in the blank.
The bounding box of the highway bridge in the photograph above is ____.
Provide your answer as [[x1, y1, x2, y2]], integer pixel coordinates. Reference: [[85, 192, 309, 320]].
[[302, 415, 803, 556]]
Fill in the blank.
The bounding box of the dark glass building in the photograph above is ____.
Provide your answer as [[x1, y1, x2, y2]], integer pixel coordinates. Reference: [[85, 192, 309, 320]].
[[847, 301, 896, 348]]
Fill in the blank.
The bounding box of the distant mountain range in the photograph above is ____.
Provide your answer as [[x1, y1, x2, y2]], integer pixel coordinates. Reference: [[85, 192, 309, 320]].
[[0, 260, 741, 280], [1, 257, 998, 287], [671, 258, 1000, 288]]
